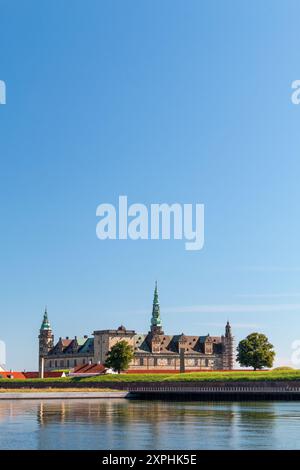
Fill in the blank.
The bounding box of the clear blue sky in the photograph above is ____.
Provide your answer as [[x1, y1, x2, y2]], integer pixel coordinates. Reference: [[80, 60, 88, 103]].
[[1, 0, 300, 370]]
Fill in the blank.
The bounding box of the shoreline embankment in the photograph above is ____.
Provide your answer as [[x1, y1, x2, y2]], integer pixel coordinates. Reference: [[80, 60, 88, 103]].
[[1, 380, 300, 400]]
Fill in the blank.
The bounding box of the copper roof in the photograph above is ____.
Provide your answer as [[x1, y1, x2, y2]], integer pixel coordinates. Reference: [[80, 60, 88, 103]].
[[49, 337, 94, 355]]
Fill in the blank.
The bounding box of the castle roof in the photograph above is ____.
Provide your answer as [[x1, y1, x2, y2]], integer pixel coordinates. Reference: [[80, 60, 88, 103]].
[[134, 333, 223, 355], [78, 337, 94, 353], [48, 336, 94, 356]]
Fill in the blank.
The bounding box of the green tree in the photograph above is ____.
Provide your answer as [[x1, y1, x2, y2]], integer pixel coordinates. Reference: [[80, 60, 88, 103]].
[[105, 340, 134, 373], [237, 332, 275, 370]]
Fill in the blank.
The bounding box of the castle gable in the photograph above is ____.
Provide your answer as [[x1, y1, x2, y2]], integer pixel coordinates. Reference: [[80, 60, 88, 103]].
[[134, 334, 151, 353], [157, 335, 176, 353], [49, 338, 72, 355]]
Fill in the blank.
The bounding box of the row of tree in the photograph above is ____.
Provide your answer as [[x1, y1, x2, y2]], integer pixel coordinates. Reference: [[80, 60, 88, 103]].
[[105, 332, 276, 373]]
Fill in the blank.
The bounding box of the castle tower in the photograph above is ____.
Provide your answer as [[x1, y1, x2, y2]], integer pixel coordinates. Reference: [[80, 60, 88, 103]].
[[150, 281, 164, 335], [38, 308, 54, 377], [222, 321, 234, 369]]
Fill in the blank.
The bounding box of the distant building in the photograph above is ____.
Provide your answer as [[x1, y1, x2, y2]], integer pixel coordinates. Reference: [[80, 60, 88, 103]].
[[39, 283, 234, 374]]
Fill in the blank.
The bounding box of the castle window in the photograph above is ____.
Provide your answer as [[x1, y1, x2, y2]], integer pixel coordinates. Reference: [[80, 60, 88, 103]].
[[49, 361, 52, 368], [83, 359, 86, 365], [67, 360, 70, 368], [139, 358, 144, 366], [55, 360, 57, 368], [60, 360, 64, 368], [154, 358, 157, 366], [74, 359, 77, 367]]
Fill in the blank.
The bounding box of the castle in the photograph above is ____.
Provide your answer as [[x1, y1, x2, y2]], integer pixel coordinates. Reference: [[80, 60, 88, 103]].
[[39, 283, 234, 374]]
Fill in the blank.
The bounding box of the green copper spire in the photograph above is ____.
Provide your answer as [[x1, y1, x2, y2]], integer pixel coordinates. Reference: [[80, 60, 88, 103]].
[[151, 281, 162, 329], [40, 307, 51, 330]]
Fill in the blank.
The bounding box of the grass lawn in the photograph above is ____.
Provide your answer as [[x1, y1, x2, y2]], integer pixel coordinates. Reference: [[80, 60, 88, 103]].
[[1, 369, 300, 385], [76, 369, 300, 382]]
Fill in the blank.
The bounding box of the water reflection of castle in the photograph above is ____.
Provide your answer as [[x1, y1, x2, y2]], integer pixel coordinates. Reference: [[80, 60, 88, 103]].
[[0, 400, 278, 450]]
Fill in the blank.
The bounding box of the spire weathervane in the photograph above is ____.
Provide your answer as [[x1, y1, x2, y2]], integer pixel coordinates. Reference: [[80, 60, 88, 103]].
[[225, 320, 232, 337]]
